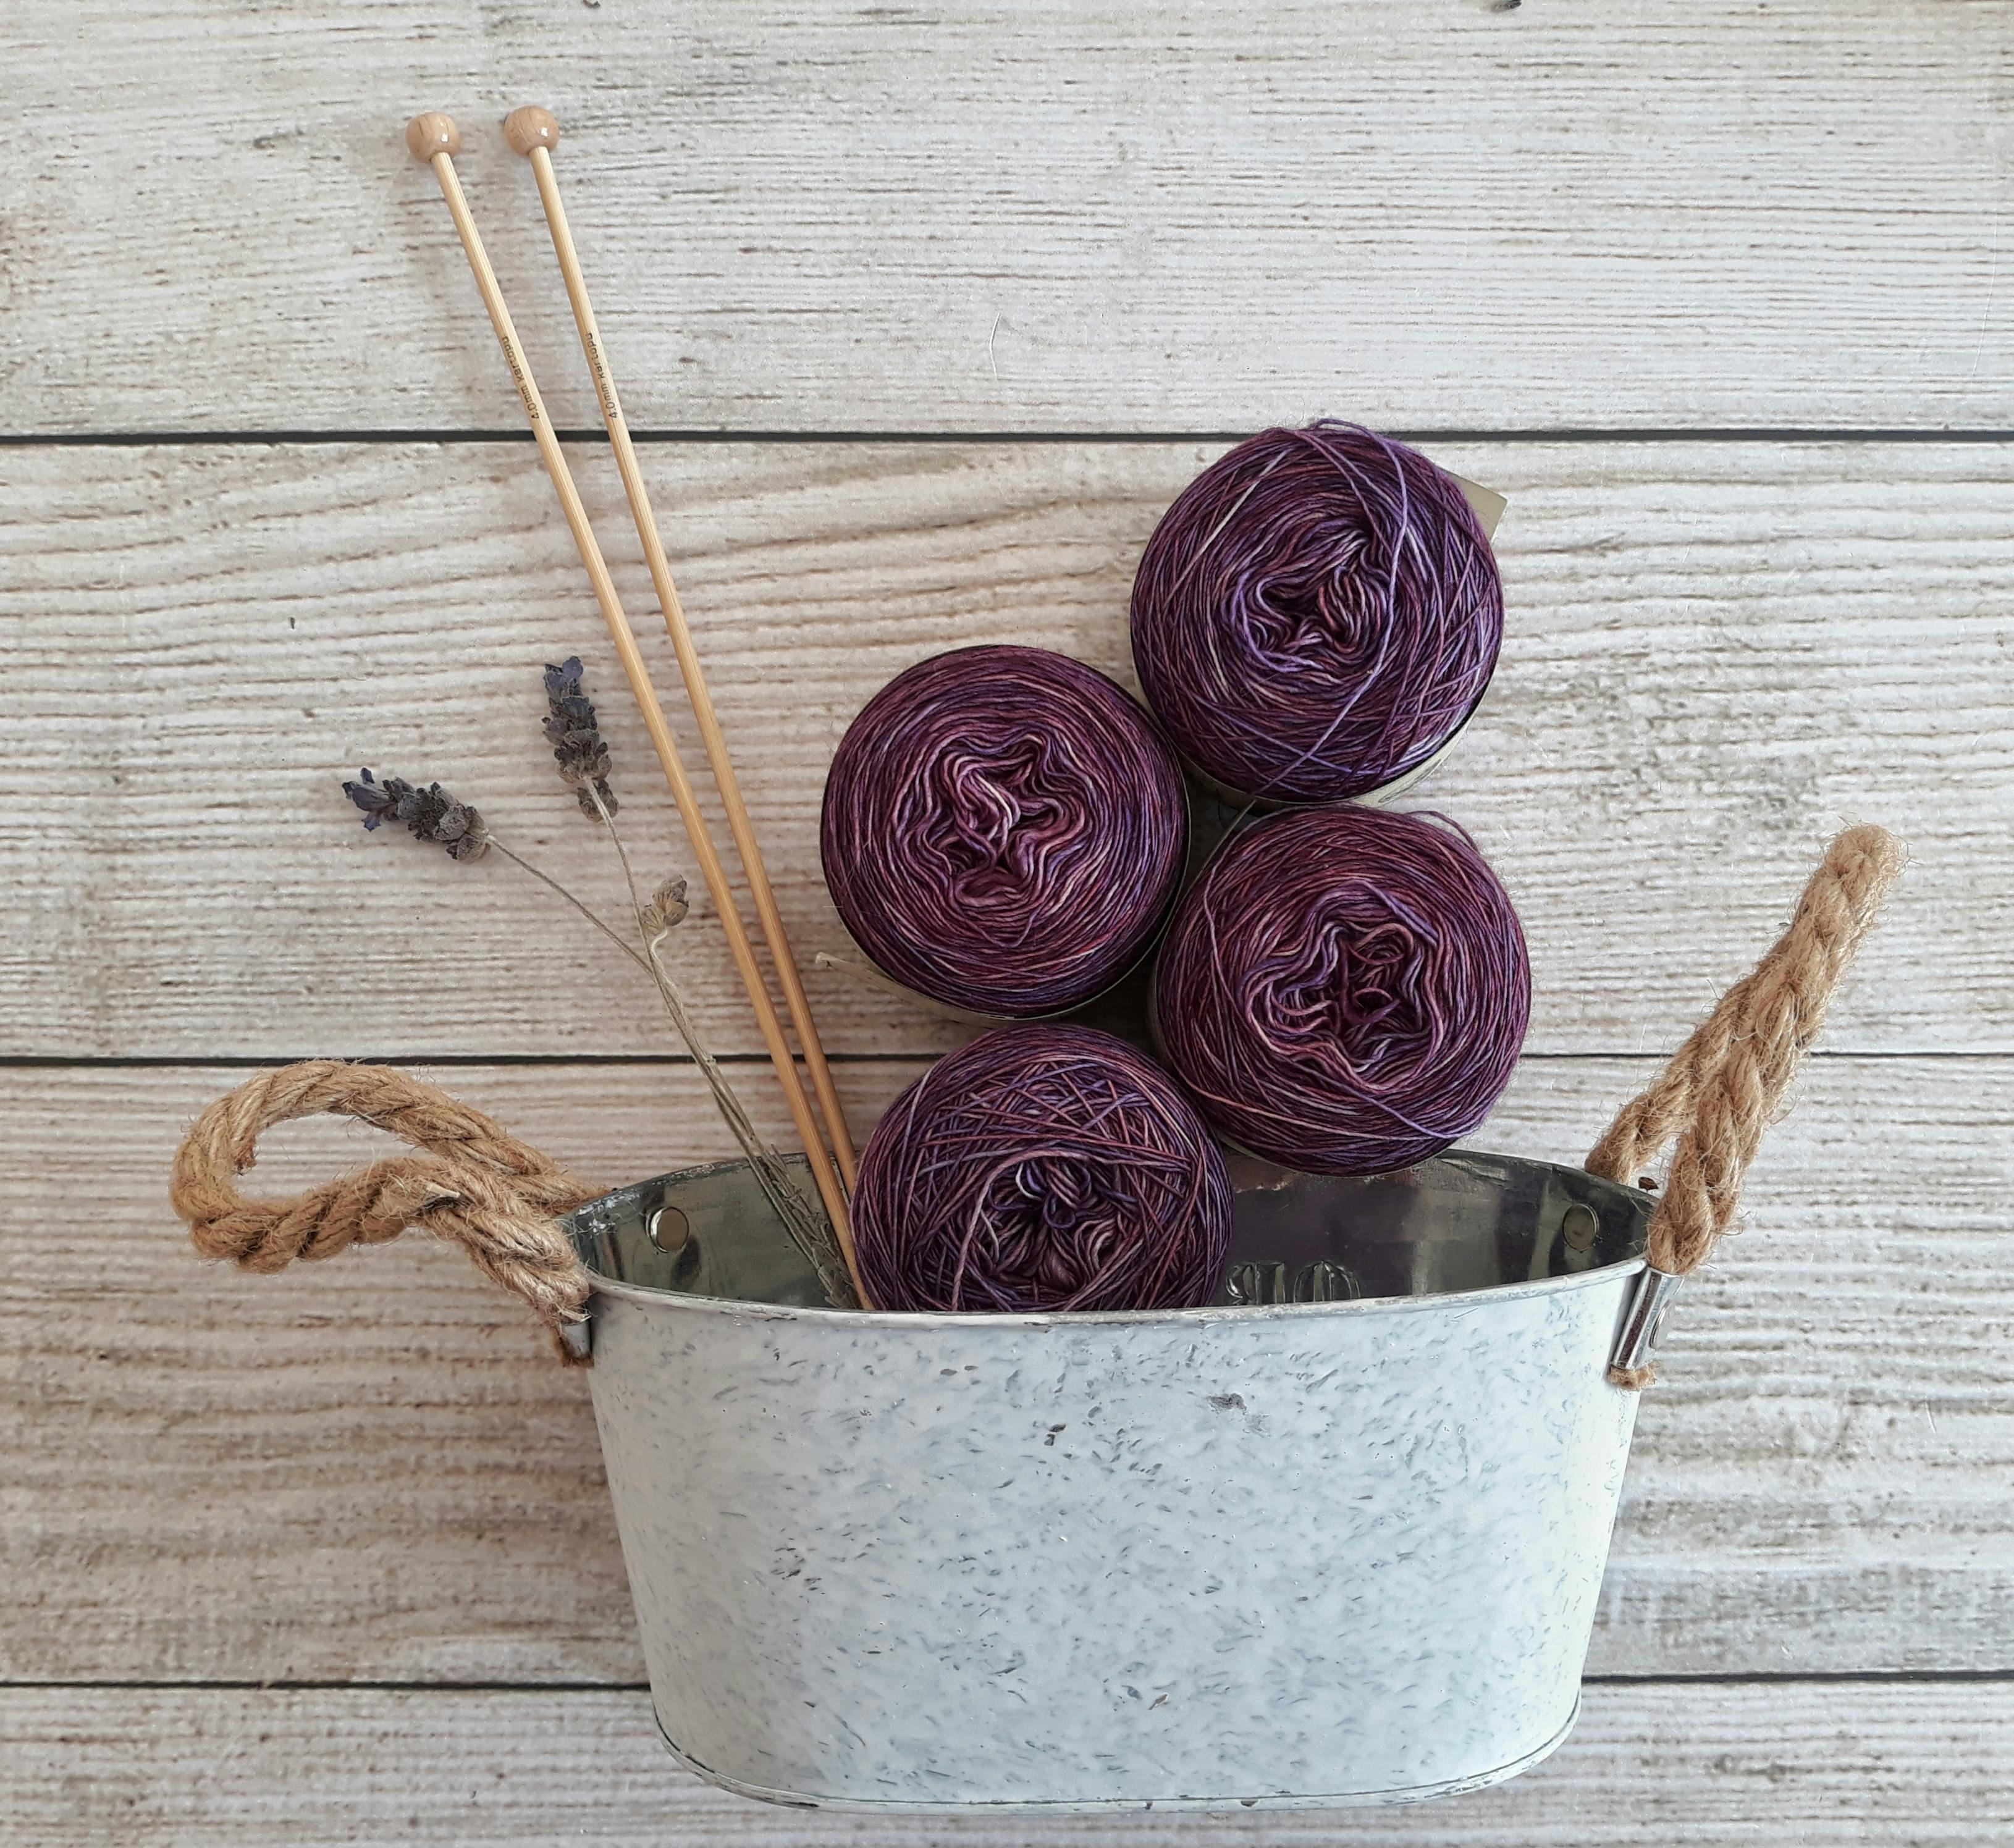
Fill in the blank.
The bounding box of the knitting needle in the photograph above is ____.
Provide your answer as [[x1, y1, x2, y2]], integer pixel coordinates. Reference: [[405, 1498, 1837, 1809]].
[[502, 104, 859, 1190], [403, 112, 867, 1301]]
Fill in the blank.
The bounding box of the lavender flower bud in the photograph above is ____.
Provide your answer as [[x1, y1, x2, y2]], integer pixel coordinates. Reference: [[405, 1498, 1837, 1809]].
[[643, 875, 690, 936], [342, 768, 489, 862], [543, 655, 618, 818]]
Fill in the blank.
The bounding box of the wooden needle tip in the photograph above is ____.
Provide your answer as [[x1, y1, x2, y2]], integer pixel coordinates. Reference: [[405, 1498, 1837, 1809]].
[[405, 112, 461, 162], [502, 106, 560, 156]]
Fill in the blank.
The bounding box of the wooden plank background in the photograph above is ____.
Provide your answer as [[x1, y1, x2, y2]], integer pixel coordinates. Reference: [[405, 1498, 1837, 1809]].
[[11, 1684, 2014, 1847], [4, 2, 2010, 433], [3, 1, 2008, 1840]]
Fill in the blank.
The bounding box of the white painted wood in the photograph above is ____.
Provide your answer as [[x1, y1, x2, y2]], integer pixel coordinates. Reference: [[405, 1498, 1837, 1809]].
[[4, 2, 2008, 434], [7, 1057, 2008, 1686], [1, 440, 2002, 1058], [4, 1681, 2008, 1845], [6, 2, 2002, 1828]]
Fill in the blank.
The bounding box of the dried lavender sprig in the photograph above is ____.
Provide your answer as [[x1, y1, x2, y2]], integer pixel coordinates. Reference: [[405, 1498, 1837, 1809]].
[[337, 766, 853, 1306], [581, 781, 856, 1308], [544, 655, 617, 819], [343, 768, 644, 974], [644, 918, 856, 1309], [343, 769, 489, 861], [641, 876, 689, 936]]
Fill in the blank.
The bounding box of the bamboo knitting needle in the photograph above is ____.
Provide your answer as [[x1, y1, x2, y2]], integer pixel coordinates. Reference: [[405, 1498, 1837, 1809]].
[[403, 112, 867, 1301], [502, 104, 859, 1190]]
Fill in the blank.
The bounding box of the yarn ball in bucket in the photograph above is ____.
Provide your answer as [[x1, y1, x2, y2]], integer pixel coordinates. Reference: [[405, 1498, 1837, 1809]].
[[1153, 804, 1530, 1175], [852, 1023, 1233, 1313], [821, 645, 1189, 1017], [1129, 422, 1502, 803]]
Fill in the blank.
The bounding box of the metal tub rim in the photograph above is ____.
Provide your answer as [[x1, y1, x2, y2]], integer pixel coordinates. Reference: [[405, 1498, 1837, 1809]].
[[566, 1146, 1653, 1330]]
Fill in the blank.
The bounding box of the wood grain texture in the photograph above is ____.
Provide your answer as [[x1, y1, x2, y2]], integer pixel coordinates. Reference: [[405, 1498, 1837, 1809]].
[[7, 1056, 2008, 1687], [6, 1681, 2012, 1846], [8, 3, 2005, 1831], [3, 2, 2010, 434], [2, 439, 2003, 1059]]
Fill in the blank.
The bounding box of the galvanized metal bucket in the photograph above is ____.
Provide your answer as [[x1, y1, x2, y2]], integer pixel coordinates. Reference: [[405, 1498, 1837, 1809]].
[[563, 1148, 1653, 1812], [168, 829, 1895, 1813]]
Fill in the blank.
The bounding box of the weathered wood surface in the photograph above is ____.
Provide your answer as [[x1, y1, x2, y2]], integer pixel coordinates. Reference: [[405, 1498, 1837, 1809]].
[[5, 2, 2010, 434], [9, 2, 2008, 1831], [6, 1681, 2010, 1846], [7, 1056, 2008, 1687], [2, 439, 2003, 1059]]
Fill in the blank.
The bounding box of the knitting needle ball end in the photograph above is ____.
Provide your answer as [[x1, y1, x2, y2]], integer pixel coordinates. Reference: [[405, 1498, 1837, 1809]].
[[503, 106, 560, 156], [405, 112, 462, 162]]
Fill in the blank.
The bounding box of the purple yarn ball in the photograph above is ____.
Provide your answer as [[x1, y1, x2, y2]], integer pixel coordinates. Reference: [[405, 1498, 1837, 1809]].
[[853, 1023, 1233, 1314], [1130, 422, 1502, 803], [1153, 805, 1530, 1176], [821, 645, 1189, 1017]]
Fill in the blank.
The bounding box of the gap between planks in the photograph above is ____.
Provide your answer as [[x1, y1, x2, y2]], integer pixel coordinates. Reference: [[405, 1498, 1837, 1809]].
[[8, 1670, 2014, 1692], [0, 1050, 1999, 1070], [6, 427, 2014, 448]]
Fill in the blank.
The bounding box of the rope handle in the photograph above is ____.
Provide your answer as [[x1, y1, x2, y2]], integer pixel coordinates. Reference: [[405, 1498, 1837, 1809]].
[[169, 826, 1904, 1379], [1586, 824, 1906, 1388], [169, 1060, 600, 1364]]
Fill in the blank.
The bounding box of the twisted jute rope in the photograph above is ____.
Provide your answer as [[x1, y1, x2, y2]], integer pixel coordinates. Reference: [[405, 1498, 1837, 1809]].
[[1586, 824, 1907, 1388], [169, 1060, 600, 1364], [169, 827, 1902, 1381]]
